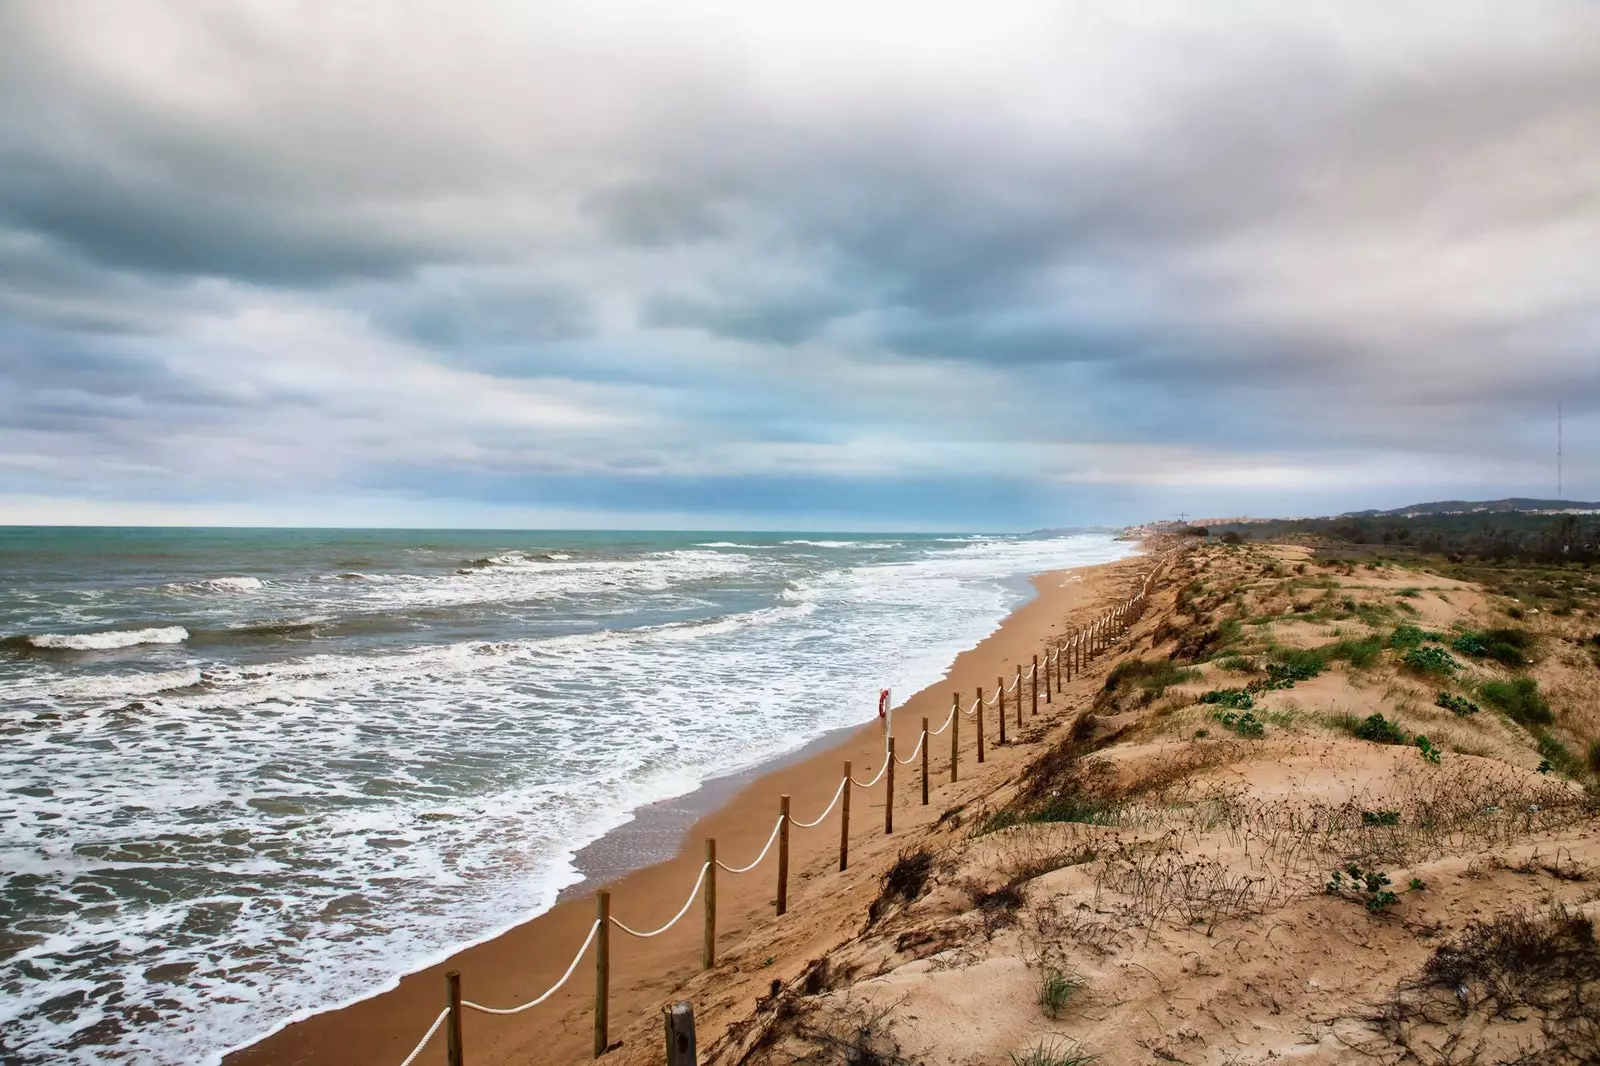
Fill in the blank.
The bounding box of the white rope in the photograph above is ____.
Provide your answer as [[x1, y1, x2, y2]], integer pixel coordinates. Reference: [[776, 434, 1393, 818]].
[[1005, 675, 1020, 693], [717, 817, 785, 873], [1025, 664, 1036, 680], [962, 697, 979, 717], [791, 777, 847, 828], [985, 691, 1000, 706], [894, 731, 925, 764], [611, 863, 710, 938], [928, 703, 958, 735], [461, 920, 600, 1016], [396, 1008, 450, 1066], [850, 756, 889, 788]]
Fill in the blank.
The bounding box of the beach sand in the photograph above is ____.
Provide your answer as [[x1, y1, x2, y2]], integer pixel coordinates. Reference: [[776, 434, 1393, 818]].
[[227, 553, 1149, 1066]]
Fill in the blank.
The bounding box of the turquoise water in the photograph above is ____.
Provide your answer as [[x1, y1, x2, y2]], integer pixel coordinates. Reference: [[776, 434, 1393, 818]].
[[0, 527, 1134, 1064]]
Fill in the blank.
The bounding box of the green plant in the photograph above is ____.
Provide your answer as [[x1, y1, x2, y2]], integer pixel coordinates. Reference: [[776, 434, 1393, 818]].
[[1036, 967, 1083, 1019], [1354, 712, 1408, 745], [1452, 631, 1488, 656], [1198, 687, 1253, 710], [1009, 1036, 1099, 1066], [1401, 646, 1458, 676], [1480, 677, 1553, 726], [1389, 624, 1427, 649], [1588, 739, 1600, 777], [1409, 878, 1426, 891], [1212, 709, 1265, 738], [1535, 732, 1582, 779], [1326, 864, 1400, 913], [1192, 728, 1210, 739], [1538, 759, 1553, 774], [1398, 587, 1421, 598], [1436, 691, 1479, 716], [1415, 735, 1442, 764], [1362, 809, 1401, 826]]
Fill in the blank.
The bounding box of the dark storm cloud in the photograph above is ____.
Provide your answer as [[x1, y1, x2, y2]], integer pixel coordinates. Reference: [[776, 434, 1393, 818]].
[[1, 0, 1597, 524]]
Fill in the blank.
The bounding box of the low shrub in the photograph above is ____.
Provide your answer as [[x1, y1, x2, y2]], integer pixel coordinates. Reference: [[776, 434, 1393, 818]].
[[869, 847, 937, 921], [1198, 688, 1253, 710], [1400, 646, 1458, 676], [1415, 735, 1442, 764], [1436, 691, 1479, 716], [1321, 635, 1384, 668], [1354, 712, 1408, 745], [1389, 624, 1427, 649], [1452, 631, 1488, 656], [1480, 677, 1553, 727], [1536, 732, 1582, 779], [1009, 1036, 1099, 1066], [1362, 809, 1400, 826], [1326, 864, 1400, 913], [1102, 658, 1200, 697], [1211, 709, 1265, 738]]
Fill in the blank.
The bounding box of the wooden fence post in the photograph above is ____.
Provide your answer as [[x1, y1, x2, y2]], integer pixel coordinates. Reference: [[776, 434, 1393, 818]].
[[920, 718, 930, 806], [594, 892, 610, 1058], [446, 971, 464, 1066], [950, 694, 960, 783], [1033, 655, 1040, 713], [662, 998, 694, 1062], [839, 764, 851, 872], [703, 839, 716, 969], [777, 795, 790, 916], [1016, 665, 1025, 730], [885, 738, 895, 834], [665, 1001, 697, 1066], [996, 677, 1007, 746], [976, 687, 985, 763]]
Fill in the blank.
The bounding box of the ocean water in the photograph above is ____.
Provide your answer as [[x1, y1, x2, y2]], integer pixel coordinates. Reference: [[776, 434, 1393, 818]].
[[0, 527, 1135, 1064]]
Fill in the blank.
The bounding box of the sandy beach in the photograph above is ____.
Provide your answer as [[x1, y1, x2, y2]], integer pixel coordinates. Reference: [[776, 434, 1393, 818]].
[[227, 552, 1151, 1066]]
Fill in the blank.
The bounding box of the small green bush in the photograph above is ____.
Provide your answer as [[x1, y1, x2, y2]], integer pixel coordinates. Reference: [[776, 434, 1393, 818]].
[[1389, 624, 1427, 649], [1362, 809, 1400, 826], [1321, 635, 1383, 668], [1198, 688, 1253, 710], [1415, 735, 1442, 764], [1400, 646, 1458, 676], [1212, 709, 1265, 738], [1354, 712, 1408, 745], [1326, 864, 1399, 913], [1535, 732, 1582, 778], [1451, 632, 1487, 656], [1435, 691, 1479, 716], [1103, 658, 1200, 697], [1480, 677, 1553, 727]]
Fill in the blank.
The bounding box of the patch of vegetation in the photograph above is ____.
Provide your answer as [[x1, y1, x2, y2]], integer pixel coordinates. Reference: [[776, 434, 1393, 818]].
[[1480, 676, 1553, 727], [1211, 708, 1265, 738], [1099, 658, 1200, 708], [1320, 635, 1384, 668], [1198, 687, 1253, 709], [1036, 967, 1083, 1019], [868, 847, 937, 922], [1389, 623, 1427, 649], [1536, 732, 1583, 779], [1400, 645, 1458, 676], [1397, 586, 1421, 597], [1378, 905, 1600, 1062], [1214, 654, 1259, 674], [1452, 627, 1534, 666], [1362, 809, 1401, 826], [1352, 712, 1408, 745], [1326, 864, 1400, 913], [1435, 691, 1480, 716], [1415, 735, 1442, 764], [1009, 1037, 1099, 1066]]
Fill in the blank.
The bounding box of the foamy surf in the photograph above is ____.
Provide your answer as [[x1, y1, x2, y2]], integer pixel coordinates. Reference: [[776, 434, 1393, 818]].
[[25, 625, 190, 650]]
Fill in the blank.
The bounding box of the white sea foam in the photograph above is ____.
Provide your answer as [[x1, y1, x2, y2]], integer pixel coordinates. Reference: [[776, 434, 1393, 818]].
[[51, 666, 204, 700], [27, 625, 190, 650], [168, 576, 264, 593]]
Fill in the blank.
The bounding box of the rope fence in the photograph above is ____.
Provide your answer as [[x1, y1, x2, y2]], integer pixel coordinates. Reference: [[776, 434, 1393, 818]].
[[390, 552, 1176, 1065]]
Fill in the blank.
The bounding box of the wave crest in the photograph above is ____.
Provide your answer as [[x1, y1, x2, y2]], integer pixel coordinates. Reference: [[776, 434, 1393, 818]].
[[26, 626, 190, 651]]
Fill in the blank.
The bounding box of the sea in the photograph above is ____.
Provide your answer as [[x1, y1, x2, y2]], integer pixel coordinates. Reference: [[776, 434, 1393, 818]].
[[0, 527, 1135, 1064]]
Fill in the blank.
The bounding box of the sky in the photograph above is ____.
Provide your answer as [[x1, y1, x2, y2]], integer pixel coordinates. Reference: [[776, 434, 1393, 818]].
[[1, 1, 1597, 530]]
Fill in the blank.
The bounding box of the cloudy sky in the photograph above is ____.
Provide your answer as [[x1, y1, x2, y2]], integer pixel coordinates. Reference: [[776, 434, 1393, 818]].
[[1, 1, 1596, 529]]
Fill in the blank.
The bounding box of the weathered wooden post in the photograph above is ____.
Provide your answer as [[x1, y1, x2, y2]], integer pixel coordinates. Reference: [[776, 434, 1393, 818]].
[[1033, 654, 1041, 712], [664, 1001, 697, 1066], [950, 694, 960, 783], [446, 971, 464, 1066], [1017, 665, 1025, 729], [885, 738, 895, 834], [594, 891, 610, 1058], [839, 764, 851, 872], [975, 687, 986, 763], [920, 717, 930, 806], [996, 677, 1007, 746], [777, 795, 790, 916], [703, 839, 716, 969]]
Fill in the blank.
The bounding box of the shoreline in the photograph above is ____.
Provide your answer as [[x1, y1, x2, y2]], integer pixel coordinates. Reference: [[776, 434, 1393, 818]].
[[226, 554, 1142, 1066]]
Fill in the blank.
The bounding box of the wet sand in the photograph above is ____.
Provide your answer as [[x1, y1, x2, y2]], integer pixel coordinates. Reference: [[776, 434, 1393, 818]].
[[226, 555, 1141, 1066]]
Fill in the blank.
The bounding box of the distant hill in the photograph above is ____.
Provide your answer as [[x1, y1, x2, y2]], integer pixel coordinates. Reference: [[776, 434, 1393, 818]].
[[1342, 498, 1600, 518]]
